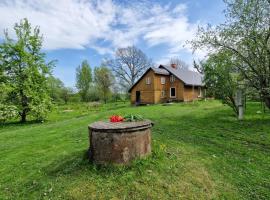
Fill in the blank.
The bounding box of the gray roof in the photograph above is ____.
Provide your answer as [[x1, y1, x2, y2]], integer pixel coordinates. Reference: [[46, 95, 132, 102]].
[[151, 67, 170, 75], [159, 65, 204, 86]]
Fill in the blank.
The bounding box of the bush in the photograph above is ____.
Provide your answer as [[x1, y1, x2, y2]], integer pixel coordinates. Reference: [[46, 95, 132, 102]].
[[0, 104, 18, 122], [29, 100, 52, 122]]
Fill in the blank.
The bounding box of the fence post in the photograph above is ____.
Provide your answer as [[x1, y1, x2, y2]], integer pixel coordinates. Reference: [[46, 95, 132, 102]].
[[236, 89, 244, 120]]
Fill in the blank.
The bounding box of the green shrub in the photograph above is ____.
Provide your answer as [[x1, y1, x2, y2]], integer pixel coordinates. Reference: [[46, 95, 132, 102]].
[[0, 104, 18, 122]]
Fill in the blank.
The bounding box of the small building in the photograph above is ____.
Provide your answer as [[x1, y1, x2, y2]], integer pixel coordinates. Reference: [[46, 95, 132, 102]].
[[129, 64, 204, 104]]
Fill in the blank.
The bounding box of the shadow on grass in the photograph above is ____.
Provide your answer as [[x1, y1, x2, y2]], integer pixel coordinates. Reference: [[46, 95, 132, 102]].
[[44, 143, 166, 180], [0, 119, 45, 129]]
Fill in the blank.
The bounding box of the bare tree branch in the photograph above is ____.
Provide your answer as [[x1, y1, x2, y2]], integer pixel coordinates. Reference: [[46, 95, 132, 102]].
[[106, 46, 152, 90]]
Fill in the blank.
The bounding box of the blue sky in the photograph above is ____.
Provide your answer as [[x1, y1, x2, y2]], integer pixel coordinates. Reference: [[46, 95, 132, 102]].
[[0, 0, 226, 88]]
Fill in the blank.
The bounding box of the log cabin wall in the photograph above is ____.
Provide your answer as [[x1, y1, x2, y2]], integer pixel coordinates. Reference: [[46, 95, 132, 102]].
[[130, 68, 203, 104], [130, 70, 156, 104], [183, 86, 200, 101]]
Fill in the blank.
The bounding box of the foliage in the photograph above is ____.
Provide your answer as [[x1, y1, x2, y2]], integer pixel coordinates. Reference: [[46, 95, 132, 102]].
[[0, 104, 18, 122], [106, 46, 152, 90], [190, 0, 270, 109], [76, 60, 92, 102], [123, 114, 144, 122], [87, 85, 101, 102], [0, 101, 269, 199], [60, 87, 74, 104], [29, 99, 52, 121], [94, 66, 114, 103], [0, 18, 54, 122], [198, 50, 240, 115], [47, 76, 65, 102]]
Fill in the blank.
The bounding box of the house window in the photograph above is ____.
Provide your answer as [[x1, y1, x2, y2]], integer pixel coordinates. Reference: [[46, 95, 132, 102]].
[[161, 77, 166, 84], [170, 75, 175, 82], [170, 87, 176, 98], [146, 77, 151, 85], [161, 90, 165, 98]]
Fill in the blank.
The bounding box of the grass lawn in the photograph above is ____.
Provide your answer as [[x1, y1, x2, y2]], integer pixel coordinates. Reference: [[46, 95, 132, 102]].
[[0, 100, 269, 199]]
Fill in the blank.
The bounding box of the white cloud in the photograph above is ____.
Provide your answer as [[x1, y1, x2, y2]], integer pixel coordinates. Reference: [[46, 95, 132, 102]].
[[0, 0, 116, 51], [0, 0, 203, 60]]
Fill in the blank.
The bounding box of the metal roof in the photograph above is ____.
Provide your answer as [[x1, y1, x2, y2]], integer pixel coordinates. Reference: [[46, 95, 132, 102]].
[[128, 65, 204, 92], [151, 67, 170, 75], [159, 65, 204, 86]]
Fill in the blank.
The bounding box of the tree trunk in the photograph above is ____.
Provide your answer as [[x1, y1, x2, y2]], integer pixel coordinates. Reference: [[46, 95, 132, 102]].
[[21, 109, 27, 123], [265, 97, 270, 109], [19, 89, 28, 123]]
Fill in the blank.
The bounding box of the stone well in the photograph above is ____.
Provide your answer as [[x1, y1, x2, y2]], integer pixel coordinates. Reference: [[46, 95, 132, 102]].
[[88, 120, 153, 165]]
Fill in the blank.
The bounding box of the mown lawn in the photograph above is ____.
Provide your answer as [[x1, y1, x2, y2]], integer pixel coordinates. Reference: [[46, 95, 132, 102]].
[[0, 100, 269, 200]]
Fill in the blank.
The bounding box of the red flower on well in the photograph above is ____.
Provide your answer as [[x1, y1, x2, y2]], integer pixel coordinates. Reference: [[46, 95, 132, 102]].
[[109, 115, 124, 122]]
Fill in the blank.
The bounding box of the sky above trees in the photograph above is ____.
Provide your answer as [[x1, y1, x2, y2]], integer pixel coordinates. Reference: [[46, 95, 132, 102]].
[[0, 0, 225, 87]]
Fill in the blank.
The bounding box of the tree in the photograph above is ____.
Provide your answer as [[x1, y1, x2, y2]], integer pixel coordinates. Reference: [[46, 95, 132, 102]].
[[60, 87, 74, 104], [190, 0, 270, 109], [198, 50, 240, 115], [0, 18, 54, 122], [47, 76, 73, 104], [47, 76, 65, 102], [170, 57, 189, 69], [76, 60, 92, 102], [94, 66, 114, 103], [106, 46, 152, 90]]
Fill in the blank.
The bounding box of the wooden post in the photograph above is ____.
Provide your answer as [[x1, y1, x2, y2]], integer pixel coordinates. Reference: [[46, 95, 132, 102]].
[[236, 89, 244, 120], [192, 84, 194, 103], [204, 88, 207, 101]]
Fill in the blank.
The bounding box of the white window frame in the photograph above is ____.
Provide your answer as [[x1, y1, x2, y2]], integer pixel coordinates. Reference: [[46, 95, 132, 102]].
[[146, 77, 151, 85], [161, 77, 166, 85], [170, 75, 175, 82], [161, 90, 165, 98], [170, 87, 176, 98]]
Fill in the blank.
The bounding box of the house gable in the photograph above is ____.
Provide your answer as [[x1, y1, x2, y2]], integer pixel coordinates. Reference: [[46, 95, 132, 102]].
[[128, 67, 169, 92], [130, 68, 157, 104]]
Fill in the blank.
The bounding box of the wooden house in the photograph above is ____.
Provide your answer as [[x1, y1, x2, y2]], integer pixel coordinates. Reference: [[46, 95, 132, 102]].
[[129, 64, 204, 104]]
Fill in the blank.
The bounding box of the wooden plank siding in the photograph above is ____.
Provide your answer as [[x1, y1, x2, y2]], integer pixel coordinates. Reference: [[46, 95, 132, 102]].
[[164, 76, 184, 102], [130, 70, 155, 104], [130, 68, 203, 104], [153, 74, 169, 103], [183, 86, 201, 102]]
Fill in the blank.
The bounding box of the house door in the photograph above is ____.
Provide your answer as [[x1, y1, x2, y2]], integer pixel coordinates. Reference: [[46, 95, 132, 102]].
[[170, 87, 176, 98], [136, 91, 141, 104]]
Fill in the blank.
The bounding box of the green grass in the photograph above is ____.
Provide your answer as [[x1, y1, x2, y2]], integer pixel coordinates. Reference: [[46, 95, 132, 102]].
[[0, 100, 269, 199]]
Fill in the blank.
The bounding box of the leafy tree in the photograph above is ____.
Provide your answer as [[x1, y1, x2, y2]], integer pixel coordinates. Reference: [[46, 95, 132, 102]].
[[47, 76, 74, 104], [198, 50, 240, 115], [106, 46, 152, 90], [111, 84, 122, 102], [47, 76, 64, 102], [94, 66, 114, 103], [190, 0, 270, 109], [76, 60, 92, 102], [60, 87, 74, 104], [0, 19, 54, 122], [87, 86, 101, 102]]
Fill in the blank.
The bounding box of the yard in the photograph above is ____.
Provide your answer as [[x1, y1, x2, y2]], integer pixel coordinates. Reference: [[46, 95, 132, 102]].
[[0, 100, 269, 199]]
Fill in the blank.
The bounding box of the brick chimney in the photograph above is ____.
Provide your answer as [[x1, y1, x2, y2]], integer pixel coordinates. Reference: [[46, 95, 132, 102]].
[[171, 63, 177, 69]]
